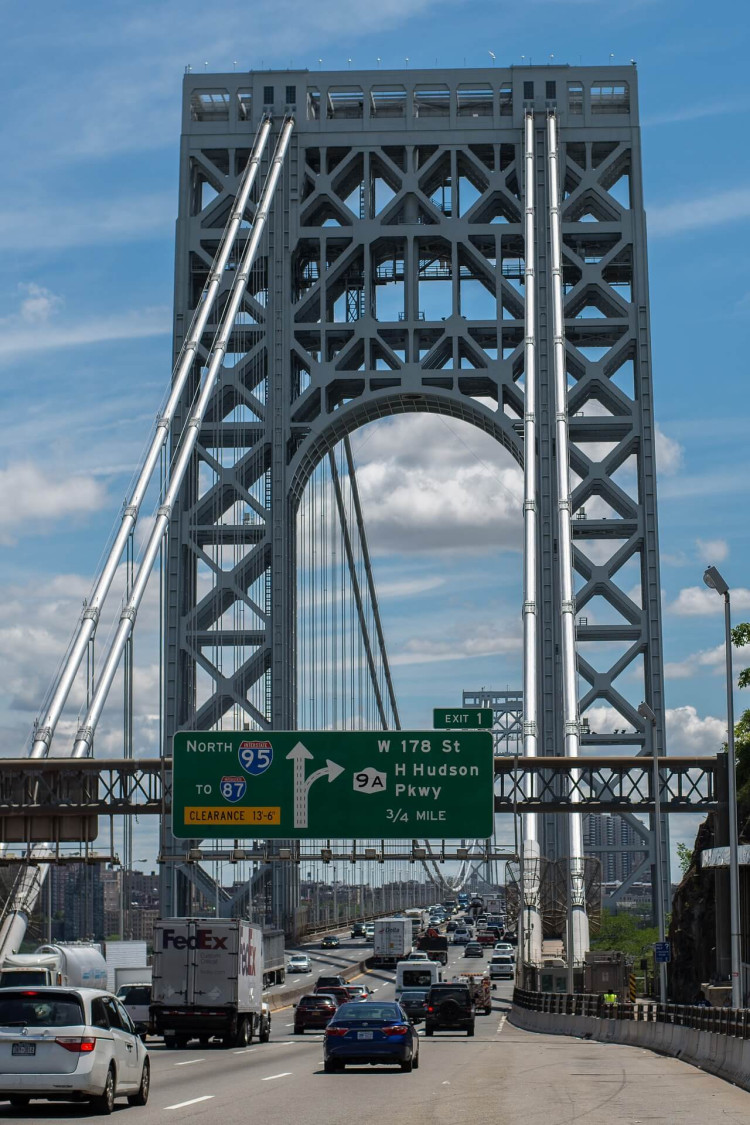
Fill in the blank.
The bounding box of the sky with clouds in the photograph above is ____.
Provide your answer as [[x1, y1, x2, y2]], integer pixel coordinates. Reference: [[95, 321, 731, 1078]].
[[1, 0, 749, 881]]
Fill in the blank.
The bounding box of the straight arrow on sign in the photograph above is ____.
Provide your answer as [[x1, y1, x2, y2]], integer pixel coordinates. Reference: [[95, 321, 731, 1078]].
[[286, 742, 344, 828]]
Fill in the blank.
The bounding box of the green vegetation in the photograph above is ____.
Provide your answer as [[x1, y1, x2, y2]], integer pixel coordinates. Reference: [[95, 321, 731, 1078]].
[[591, 909, 658, 962], [676, 842, 693, 875]]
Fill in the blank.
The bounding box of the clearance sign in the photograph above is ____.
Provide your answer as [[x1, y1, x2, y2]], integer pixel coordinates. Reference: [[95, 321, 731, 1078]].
[[172, 730, 493, 840]]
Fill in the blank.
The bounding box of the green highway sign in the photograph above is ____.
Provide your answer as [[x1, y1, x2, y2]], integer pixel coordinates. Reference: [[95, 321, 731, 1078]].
[[433, 708, 494, 730], [172, 730, 494, 840]]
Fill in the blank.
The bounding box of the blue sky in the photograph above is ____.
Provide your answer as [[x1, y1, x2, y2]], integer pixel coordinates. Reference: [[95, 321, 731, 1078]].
[[1, 0, 749, 879]]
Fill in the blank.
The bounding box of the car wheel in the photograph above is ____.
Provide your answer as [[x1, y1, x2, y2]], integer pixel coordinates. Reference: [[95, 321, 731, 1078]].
[[234, 1017, 250, 1048], [91, 1064, 116, 1115], [323, 1059, 336, 1073], [412, 1052, 420, 1070], [9, 1096, 30, 1108], [164, 1035, 177, 1049], [400, 1058, 413, 1073], [425, 1026, 434, 1036], [128, 1060, 150, 1107], [259, 1016, 271, 1044], [294, 1025, 304, 1034], [467, 1024, 475, 1037], [176, 1035, 189, 1049]]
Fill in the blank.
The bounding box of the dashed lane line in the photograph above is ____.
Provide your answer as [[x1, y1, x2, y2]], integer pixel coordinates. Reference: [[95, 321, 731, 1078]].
[[262, 1072, 292, 1081], [174, 1058, 205, 1067], [232, 1048, 258, 1054], [165, 1095, 216, 1110]]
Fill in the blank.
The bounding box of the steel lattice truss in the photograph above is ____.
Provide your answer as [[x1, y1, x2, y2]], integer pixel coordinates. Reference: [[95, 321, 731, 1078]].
[[0, 754, 718, 822], [167, 67, 668, 926]]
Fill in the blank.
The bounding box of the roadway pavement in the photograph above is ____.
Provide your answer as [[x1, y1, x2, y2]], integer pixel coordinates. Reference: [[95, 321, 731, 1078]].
[[2, 936, 750, 1122]]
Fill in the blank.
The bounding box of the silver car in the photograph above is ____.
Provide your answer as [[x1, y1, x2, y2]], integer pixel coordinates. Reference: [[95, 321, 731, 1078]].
[[0, 986, 150, 1114]]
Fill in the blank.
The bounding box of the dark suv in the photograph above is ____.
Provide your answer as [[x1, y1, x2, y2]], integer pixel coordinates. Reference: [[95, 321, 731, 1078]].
[[351, 921, 367, 938], [424, 983, 475, 1036], [316, 974, 347, 990]]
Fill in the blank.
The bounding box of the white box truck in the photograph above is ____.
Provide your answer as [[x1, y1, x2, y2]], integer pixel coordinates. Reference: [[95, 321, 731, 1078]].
[[0, 943, 107, 990], [373, 918, 412, 966], [149, 918, 270, 1048]]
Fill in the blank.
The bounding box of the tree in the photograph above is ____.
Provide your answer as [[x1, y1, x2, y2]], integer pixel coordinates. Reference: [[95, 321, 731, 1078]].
[[591, 910, 658, 960], [733, 622, 750, 689], [676, 842, 693, 876]]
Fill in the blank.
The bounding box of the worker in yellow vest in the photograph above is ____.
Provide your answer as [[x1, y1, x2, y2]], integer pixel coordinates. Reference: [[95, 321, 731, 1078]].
[[603, 990, 618, 1006]]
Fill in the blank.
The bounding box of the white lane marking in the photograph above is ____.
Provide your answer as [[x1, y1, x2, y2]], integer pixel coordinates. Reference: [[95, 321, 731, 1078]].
[[262, 1071, 292, 1081], [166, 1095, 215, 1110], [174, 1058, 205, 1067], [232, 1048, 258, 1055], [442, 1081, 451, 1085], [285, 1022, 294, 1026]]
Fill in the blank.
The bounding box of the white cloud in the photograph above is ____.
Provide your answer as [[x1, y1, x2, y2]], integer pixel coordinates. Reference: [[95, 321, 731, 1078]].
[[643, 99, 750, 128], [0, 306, 170, 362], [377, 576, 446, 599], [0, 462, 108, 545], [695, 537, 729, 564], [392, 626, 521, 667], [668, 585, 750, 616], [664, 643, 725, 680], [353, 415, 523, 554], [654, 425, 683, 475], [0, 194, 175, 252], [664, 706, 727, 756], [649, 187, 750, 237], [18, 283, 63, 322]]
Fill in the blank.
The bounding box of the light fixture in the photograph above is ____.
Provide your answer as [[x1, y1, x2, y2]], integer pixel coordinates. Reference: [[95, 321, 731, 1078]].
[[704, 565, 729, 597]]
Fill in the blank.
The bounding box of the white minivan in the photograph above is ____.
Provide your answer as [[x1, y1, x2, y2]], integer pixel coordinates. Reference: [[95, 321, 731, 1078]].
[[395, 960, 441, 997]]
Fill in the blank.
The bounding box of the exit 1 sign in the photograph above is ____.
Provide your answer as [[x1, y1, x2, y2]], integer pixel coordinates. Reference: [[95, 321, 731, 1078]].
[[433, 708, 494, 729]]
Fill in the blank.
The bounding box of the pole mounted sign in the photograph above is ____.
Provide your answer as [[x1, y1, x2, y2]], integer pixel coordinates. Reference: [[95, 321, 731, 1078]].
[[433, 708, 494, 730], [172, 730, 494, 840], [654, 941, 671, 964]]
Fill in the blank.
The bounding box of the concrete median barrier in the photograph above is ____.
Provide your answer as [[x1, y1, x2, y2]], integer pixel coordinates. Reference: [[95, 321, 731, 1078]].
[[510, 1002, 750, 1093]]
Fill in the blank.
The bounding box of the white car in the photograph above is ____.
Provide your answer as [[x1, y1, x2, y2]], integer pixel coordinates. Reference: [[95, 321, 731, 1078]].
[[0, 986, 149, 1113], [406, 951, 430, 961], [489, 954, 514, 980], [288, 954, 312, 974], [115, 983, 151, 1037], [493, 942, 515, 958]]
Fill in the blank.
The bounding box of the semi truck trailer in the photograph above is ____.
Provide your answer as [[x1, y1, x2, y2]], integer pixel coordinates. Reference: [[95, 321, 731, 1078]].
[[150, 919, 270, 1048]]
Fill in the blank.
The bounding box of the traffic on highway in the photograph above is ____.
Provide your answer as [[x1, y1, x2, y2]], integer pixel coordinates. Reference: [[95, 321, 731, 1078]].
[[0, 899, 514, 1117]]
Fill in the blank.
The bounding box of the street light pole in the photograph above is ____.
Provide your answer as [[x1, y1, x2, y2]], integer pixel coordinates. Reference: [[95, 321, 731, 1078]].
[[639, 700, 666, 1004], [704, 565, 742, 1009]]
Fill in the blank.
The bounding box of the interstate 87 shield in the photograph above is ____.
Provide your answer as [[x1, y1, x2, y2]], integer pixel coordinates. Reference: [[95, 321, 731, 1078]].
[[172, 729, 493, 839]]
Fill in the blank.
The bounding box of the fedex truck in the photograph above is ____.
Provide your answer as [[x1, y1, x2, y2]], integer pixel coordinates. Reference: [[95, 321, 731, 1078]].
[[150, 919, 270, 1048]]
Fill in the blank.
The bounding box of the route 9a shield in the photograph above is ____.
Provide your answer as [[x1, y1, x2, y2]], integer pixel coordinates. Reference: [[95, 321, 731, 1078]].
[[353, 767, 387, 794]]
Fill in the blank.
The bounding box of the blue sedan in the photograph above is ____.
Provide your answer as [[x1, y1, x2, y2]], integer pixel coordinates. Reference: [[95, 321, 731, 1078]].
[[323, 1001, 420, 1073]]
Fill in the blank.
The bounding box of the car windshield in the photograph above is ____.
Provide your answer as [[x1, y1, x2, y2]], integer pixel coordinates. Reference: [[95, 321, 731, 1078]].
[[333, 1003, 401, 1022], [0, 991, 85, 1027], [300, 996, 334, 1008], [400, 969, 434, 988], [290, 956, 308, 963], [117, 986, 150, 1004], [430, 988, 469, 1001], [400, 990, 428, 1001]]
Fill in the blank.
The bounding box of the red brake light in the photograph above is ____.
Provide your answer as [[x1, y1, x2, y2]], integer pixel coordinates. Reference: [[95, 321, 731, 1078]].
[[384, 1025, 409, 1036], [21, 991, 38, 996], [55, 1037, 96, 1053], [325, 1027, 348, 1037], [427, 1006, 434, 1012]]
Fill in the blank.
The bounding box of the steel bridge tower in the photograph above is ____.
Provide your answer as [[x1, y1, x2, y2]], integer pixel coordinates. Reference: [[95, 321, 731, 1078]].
[[164, 65, 669, 931]]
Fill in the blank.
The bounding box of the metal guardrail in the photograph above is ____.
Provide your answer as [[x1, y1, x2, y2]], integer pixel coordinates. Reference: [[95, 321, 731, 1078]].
[[514, 988, 750, 1037]]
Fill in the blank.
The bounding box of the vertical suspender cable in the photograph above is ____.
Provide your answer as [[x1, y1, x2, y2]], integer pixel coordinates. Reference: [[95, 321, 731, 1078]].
[[30, 115, 274, 760], [70, 117, 295, 760], [521, 109, 543, 968], [547, 110, 589, 967], [342, 436, 400, 730]]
